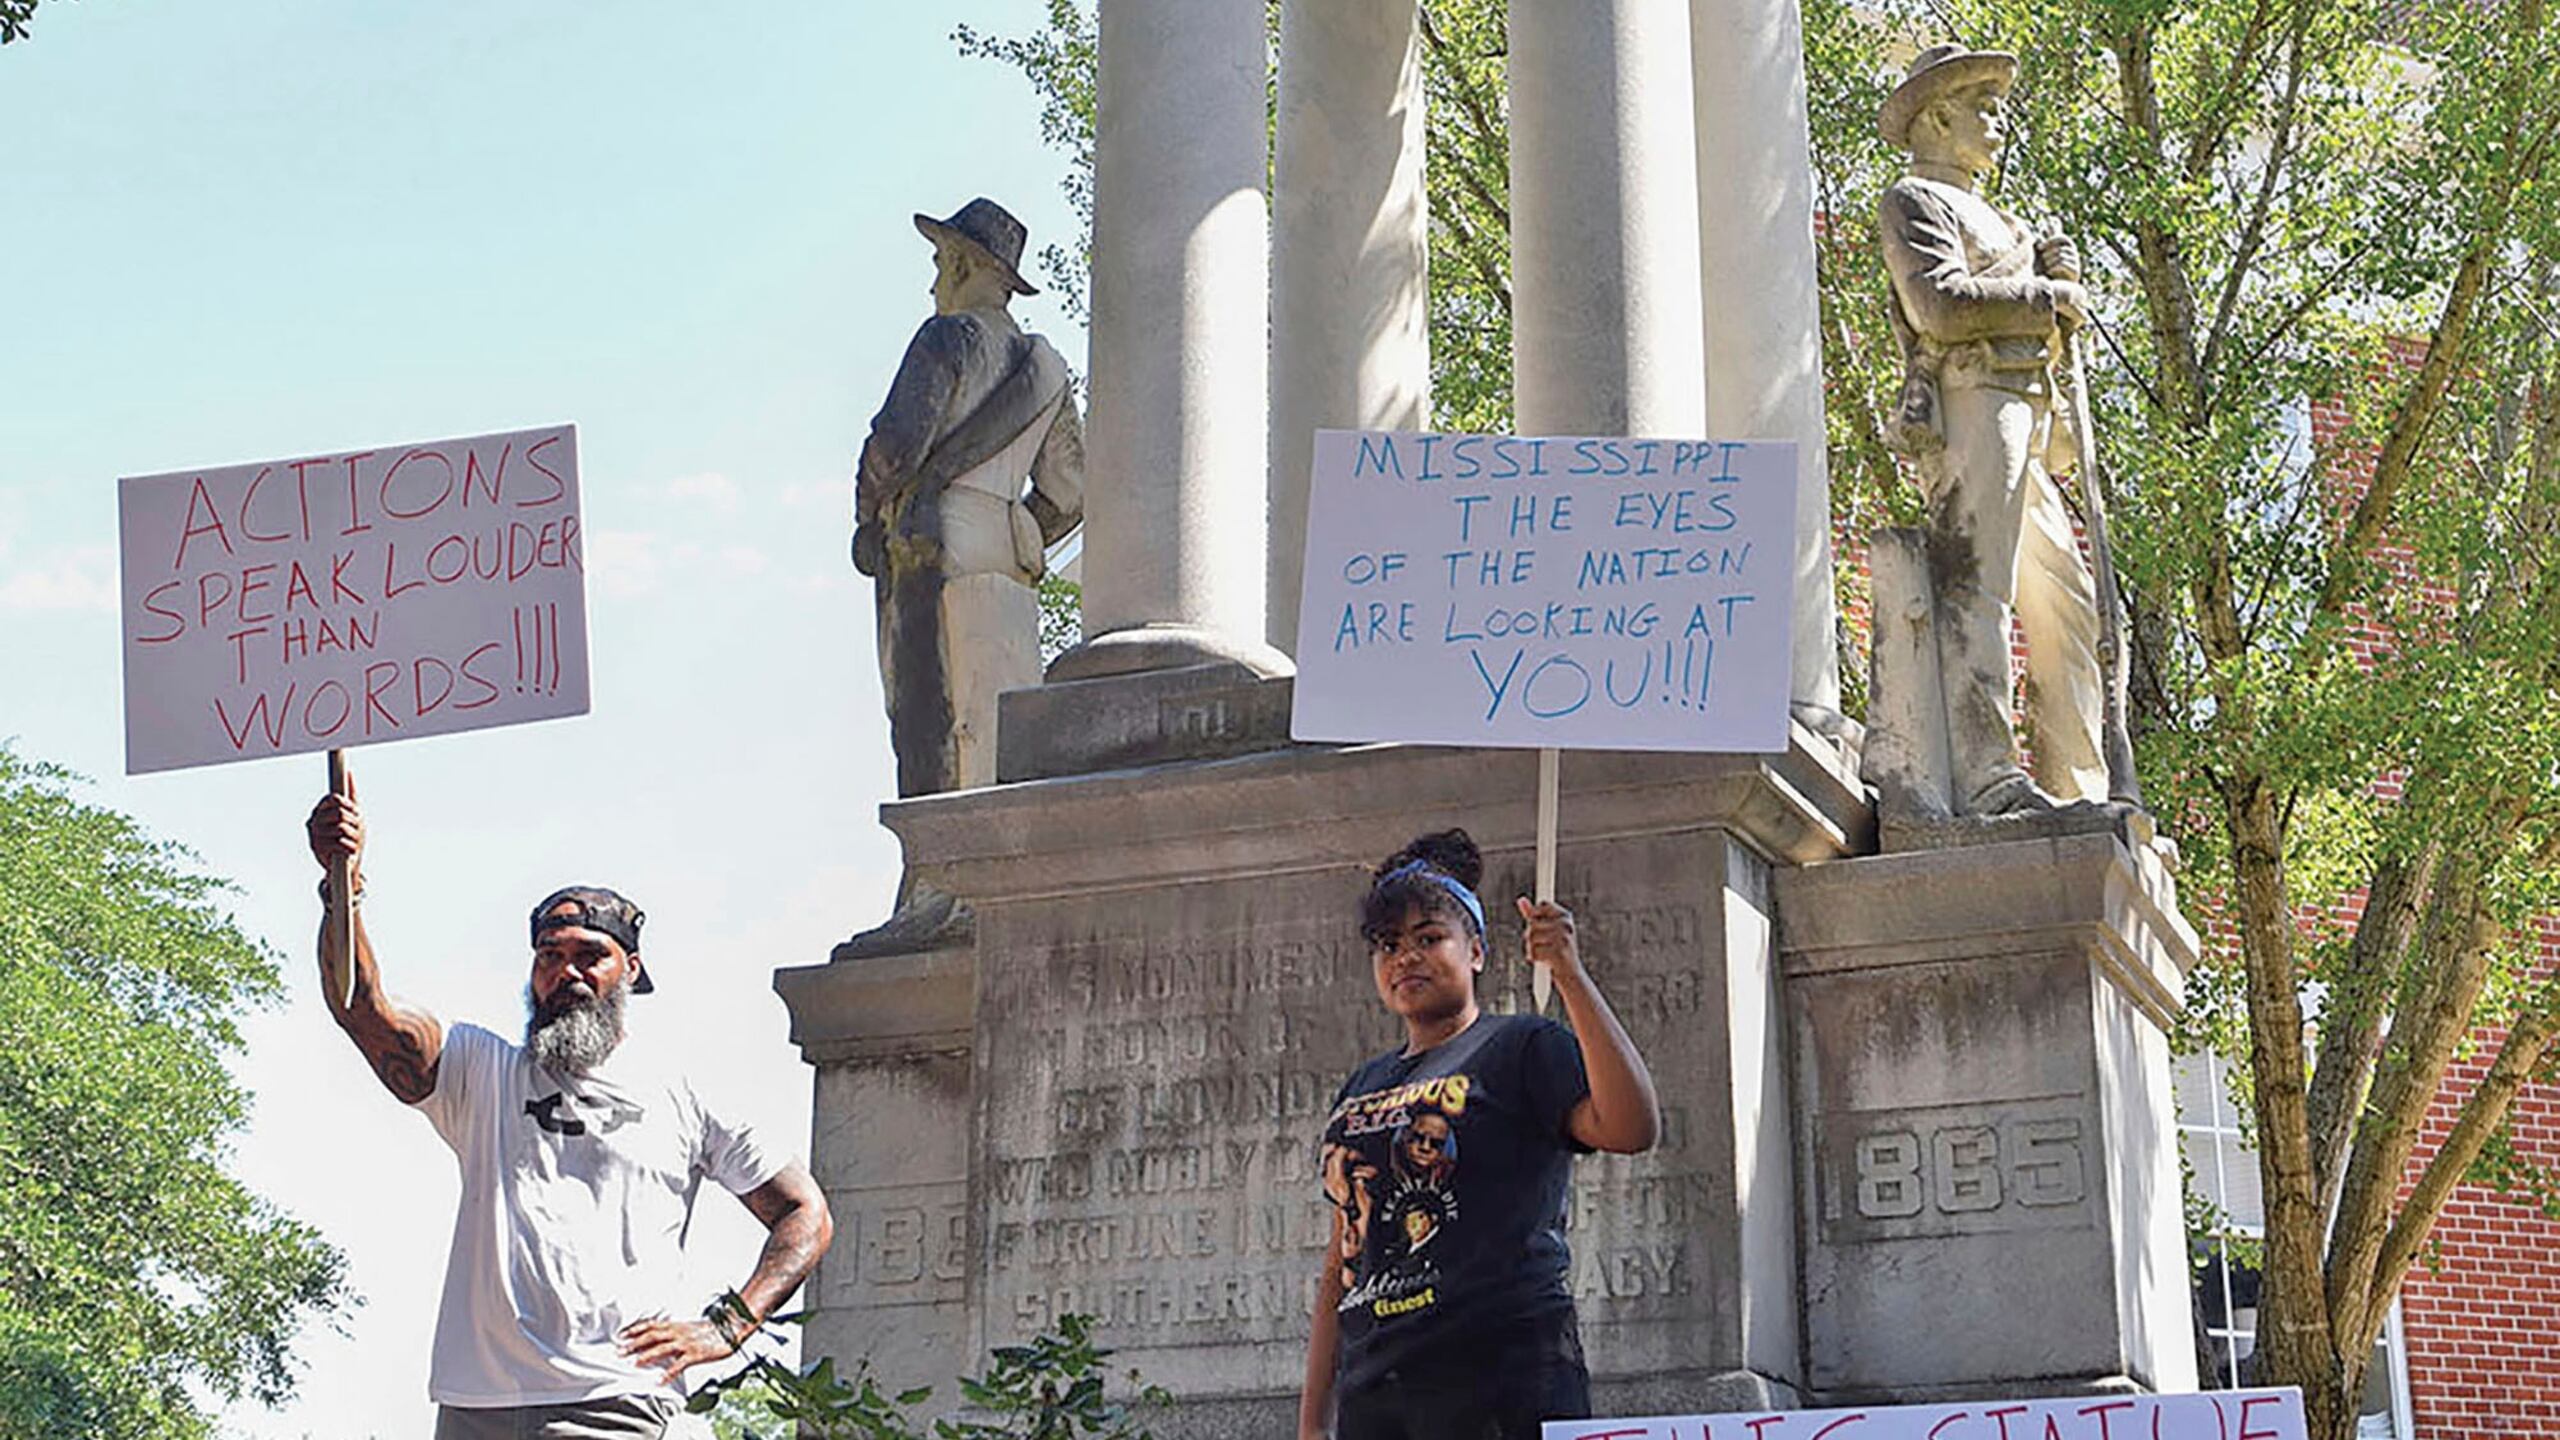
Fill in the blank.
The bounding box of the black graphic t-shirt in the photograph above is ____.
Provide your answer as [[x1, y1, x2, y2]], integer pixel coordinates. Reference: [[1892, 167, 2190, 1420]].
[[1320, 1013, 1591, 1387]]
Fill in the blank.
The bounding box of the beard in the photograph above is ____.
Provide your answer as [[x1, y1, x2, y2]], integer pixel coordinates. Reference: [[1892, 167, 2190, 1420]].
[[524, 974, 628, 1075]]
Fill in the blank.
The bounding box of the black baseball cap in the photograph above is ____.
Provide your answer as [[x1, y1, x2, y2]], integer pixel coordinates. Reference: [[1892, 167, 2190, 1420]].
[[529, 886, 650, 994]]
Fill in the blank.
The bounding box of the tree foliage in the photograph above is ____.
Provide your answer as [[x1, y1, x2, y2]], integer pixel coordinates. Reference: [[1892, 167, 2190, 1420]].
[[955, 2, 1100, 322], [962, 5, 2560, 1435], [1038, 570, 1082, 666], [0, 0, 50, 46], [0, 745, 348, 1438]]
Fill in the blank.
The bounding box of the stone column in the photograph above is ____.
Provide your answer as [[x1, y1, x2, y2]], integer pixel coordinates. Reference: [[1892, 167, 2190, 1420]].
[[1059, 0, 1290, 681], [1268, 0, 1431, 657], [1692, 0, 1845, 725], [1507, 0, 1708, 437]]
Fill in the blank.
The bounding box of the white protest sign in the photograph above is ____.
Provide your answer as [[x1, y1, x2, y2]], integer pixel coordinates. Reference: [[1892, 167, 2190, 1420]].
[[1541, 1390, 2308, 1440], [119, 423, 589, 774], [1291, 429, 1795, 752]]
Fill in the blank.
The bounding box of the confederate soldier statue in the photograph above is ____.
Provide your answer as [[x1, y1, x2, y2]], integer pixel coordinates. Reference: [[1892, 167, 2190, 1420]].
[[856, 198, 1085, 797], [1874, 45, 2110, 820]]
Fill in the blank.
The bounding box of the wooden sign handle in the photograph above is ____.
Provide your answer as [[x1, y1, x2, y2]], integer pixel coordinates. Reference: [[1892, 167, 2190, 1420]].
[[1533, 747, 1559, 1013], [324, 749, 354, 1009]]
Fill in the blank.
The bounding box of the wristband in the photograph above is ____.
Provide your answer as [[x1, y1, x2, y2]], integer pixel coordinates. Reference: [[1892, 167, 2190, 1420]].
[[317, 875, 367, 908], [704, 1289, 757, 1353]]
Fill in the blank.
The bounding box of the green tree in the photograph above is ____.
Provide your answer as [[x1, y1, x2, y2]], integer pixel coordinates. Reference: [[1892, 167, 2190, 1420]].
[[0, 745, 349, 1438]]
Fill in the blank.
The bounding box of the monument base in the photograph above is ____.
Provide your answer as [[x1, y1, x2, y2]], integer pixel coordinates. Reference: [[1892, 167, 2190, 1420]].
[[1773, 832, 2200, 1403], [995, 666, 1297, 782], [786, 673, 2205, 1425], [779, 697, 1868, 1435]]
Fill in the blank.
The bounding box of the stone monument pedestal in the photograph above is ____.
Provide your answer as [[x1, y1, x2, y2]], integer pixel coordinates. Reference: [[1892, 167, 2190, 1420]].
[[781, 683, 2207, 1428], [1773, 832, 2201, 1402], [779, 699, 1870, 1435]]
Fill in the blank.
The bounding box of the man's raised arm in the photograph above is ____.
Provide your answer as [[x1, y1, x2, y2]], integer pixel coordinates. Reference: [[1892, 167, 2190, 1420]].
[[306, 784, 444, 1104]]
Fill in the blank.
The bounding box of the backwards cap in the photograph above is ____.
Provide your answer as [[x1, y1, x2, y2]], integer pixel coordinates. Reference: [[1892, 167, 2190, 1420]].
[[530, 886, 651, 994]]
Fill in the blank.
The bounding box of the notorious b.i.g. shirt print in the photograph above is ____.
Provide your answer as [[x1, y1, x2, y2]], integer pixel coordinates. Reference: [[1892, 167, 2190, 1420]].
[[1319, 1014, 1590, 1385]]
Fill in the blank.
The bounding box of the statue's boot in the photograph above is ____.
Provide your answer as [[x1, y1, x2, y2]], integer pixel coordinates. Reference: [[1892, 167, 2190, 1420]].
[[1965, 768, 2065, 816], [833, 879, 973, 961]]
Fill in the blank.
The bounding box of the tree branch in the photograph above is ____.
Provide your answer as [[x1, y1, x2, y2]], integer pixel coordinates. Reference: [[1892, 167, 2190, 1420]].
[[1425, 181, 1513, 321], [2323, 857, 2501, 1356], [2180, 0, 2286, 182], [2227, 772, 2341, 1403], [2112, 24, 2211, 428], [1417, 3, 1511, 234], [2315, 0, 2554, 622], [2200, 0, 2317, 387], [2304, 831, 2442, 1217], [2364, 998, 2560, 1351]]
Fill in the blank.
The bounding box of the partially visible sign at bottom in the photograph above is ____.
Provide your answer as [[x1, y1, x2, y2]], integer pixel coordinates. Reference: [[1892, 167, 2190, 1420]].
[[1543, 1389, 2306, 1440]]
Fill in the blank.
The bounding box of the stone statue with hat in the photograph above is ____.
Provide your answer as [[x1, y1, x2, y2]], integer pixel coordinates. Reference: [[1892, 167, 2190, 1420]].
[[1865, 43, 2121, 838], [855, 197, 1086, 798]]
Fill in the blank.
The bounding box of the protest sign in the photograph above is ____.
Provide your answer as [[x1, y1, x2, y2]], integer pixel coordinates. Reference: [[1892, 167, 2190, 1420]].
[[1541, 1389, 2308, 1440], [1291, 429, 1796, 753], [118, 423, 589, 774]]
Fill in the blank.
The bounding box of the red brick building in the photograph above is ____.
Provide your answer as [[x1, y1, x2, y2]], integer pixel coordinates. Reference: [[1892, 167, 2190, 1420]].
[[2395, 1030, 2560, 1438]]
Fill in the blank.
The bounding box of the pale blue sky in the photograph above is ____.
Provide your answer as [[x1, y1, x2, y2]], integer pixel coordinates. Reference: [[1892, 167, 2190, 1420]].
[[1, 4, 1082, 1434]]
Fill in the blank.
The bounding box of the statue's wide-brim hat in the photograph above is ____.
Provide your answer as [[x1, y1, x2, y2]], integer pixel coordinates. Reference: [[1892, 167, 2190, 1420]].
[[915, 197, 1039, 297], [1879, 44, 2018, 148]]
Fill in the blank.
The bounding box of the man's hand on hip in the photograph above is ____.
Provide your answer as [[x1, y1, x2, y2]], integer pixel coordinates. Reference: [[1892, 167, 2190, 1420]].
[[617, 1315, 740, 1382]]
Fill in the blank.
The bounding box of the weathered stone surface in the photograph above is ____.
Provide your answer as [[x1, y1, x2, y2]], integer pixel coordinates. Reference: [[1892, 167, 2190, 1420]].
[[995, 667, 1297, 783], [1863, 527, 1955, 832], [777, 943, 976, 1402], [1774, 833, 2199, 1401], [782, 733, 1868, 1427], [1870, 46, 2117, 819], [854, 197, 1083, 799]]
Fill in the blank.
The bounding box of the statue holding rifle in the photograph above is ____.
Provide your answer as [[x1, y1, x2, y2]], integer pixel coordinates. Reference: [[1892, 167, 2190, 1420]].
[[1866, 44, 2139, 835]]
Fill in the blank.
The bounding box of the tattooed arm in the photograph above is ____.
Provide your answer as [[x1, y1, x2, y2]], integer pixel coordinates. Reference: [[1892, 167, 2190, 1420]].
[[307, 788, 444, 1104], [619, 1163, 835, 1380]]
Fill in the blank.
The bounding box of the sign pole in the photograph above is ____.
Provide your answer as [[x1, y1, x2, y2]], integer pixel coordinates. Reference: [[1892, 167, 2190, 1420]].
[[1533, 746, 1559, 1012], [324, 749, 355, 1010]]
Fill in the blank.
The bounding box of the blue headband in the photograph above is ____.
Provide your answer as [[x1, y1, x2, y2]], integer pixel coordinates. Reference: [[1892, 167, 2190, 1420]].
[[1381, 860, 1486, 936]]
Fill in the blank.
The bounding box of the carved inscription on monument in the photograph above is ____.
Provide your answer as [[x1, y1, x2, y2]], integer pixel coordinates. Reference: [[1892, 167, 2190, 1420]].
[[821, 1180, 969, 1310], [1816, 1094, 2095, 1244], [976, 911, 1367, 1347], [972, 860, 1734, 1361]]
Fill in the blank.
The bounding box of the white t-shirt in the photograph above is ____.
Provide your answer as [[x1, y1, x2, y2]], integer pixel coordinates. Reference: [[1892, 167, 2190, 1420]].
[[412, 1021, 784, 1407]]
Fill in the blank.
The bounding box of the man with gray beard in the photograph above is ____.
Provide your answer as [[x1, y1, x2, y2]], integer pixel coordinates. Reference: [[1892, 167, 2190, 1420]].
[[307, 786, 833, 1439]]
